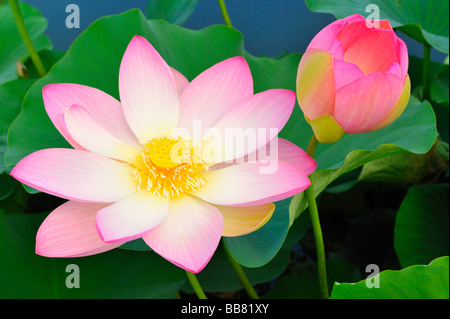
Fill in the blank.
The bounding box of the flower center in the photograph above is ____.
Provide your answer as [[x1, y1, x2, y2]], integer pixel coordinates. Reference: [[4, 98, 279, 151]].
[[130, 136, 209, 198]]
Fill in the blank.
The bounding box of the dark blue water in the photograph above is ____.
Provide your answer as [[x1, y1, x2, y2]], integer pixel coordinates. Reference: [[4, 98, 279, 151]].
[[22, 0, 445, 61]]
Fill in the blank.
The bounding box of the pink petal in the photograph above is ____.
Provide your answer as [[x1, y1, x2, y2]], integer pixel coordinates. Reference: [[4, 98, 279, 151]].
[[333, 60, 365, 90], [177, 56, 253, 134], [396, 37, 409, 81], [296, 49, 336, 119], [36, 201, 122, 257], [387, 62, 402, 79], [119, 36, 179, 143], [170, 67, 189, 96], [63, 105, 140, 162], [190, 161, 310, 206], [142, 195, 224, 273], [307, 14, 364, 52], [343, 29, 399, 75], [333, 71, 404, 133], [95, 191, 169, 243], [10, 148, 137, 203], [206, 89, 295, 163], [42, 83, 139, 149], [236, 137, 316, 176], [378, 20, 394, 31], [369, 74, 411, 132], [329, 39, 344, 60], [307, 20, 346, 52], [277, 139, 316, 175], [337, 20, 371, 52]]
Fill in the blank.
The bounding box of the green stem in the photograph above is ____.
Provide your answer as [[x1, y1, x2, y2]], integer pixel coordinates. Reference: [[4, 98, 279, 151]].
[[422, 44, 431, 101], [218, 0, 233, 28], [224, 241, 260, 299], [185, 271, 207, 299], [306, 134, 319, 157], [305, 135, 329, 299], [8, 0, 46, 77]]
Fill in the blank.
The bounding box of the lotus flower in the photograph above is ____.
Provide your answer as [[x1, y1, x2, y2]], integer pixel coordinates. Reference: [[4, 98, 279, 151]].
[[296, 14, 410, 143], [11, 36, 316, 273]]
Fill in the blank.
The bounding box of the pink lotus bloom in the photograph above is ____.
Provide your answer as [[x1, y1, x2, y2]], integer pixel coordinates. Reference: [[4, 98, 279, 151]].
[[11, 36, 316, 273], [296, 14, 410, 143]]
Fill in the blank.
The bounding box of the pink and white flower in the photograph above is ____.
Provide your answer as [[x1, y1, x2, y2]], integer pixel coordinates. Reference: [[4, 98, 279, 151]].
[[11, 36, 315, 273]]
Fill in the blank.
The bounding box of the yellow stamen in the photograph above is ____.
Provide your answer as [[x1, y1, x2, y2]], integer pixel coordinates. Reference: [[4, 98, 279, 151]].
[[129, 136, 209, 198]]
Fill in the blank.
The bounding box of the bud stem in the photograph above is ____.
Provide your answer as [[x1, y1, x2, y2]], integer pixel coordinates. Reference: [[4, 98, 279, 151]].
[[306, 134, 319, 156], [305, 134, 329, 299]]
